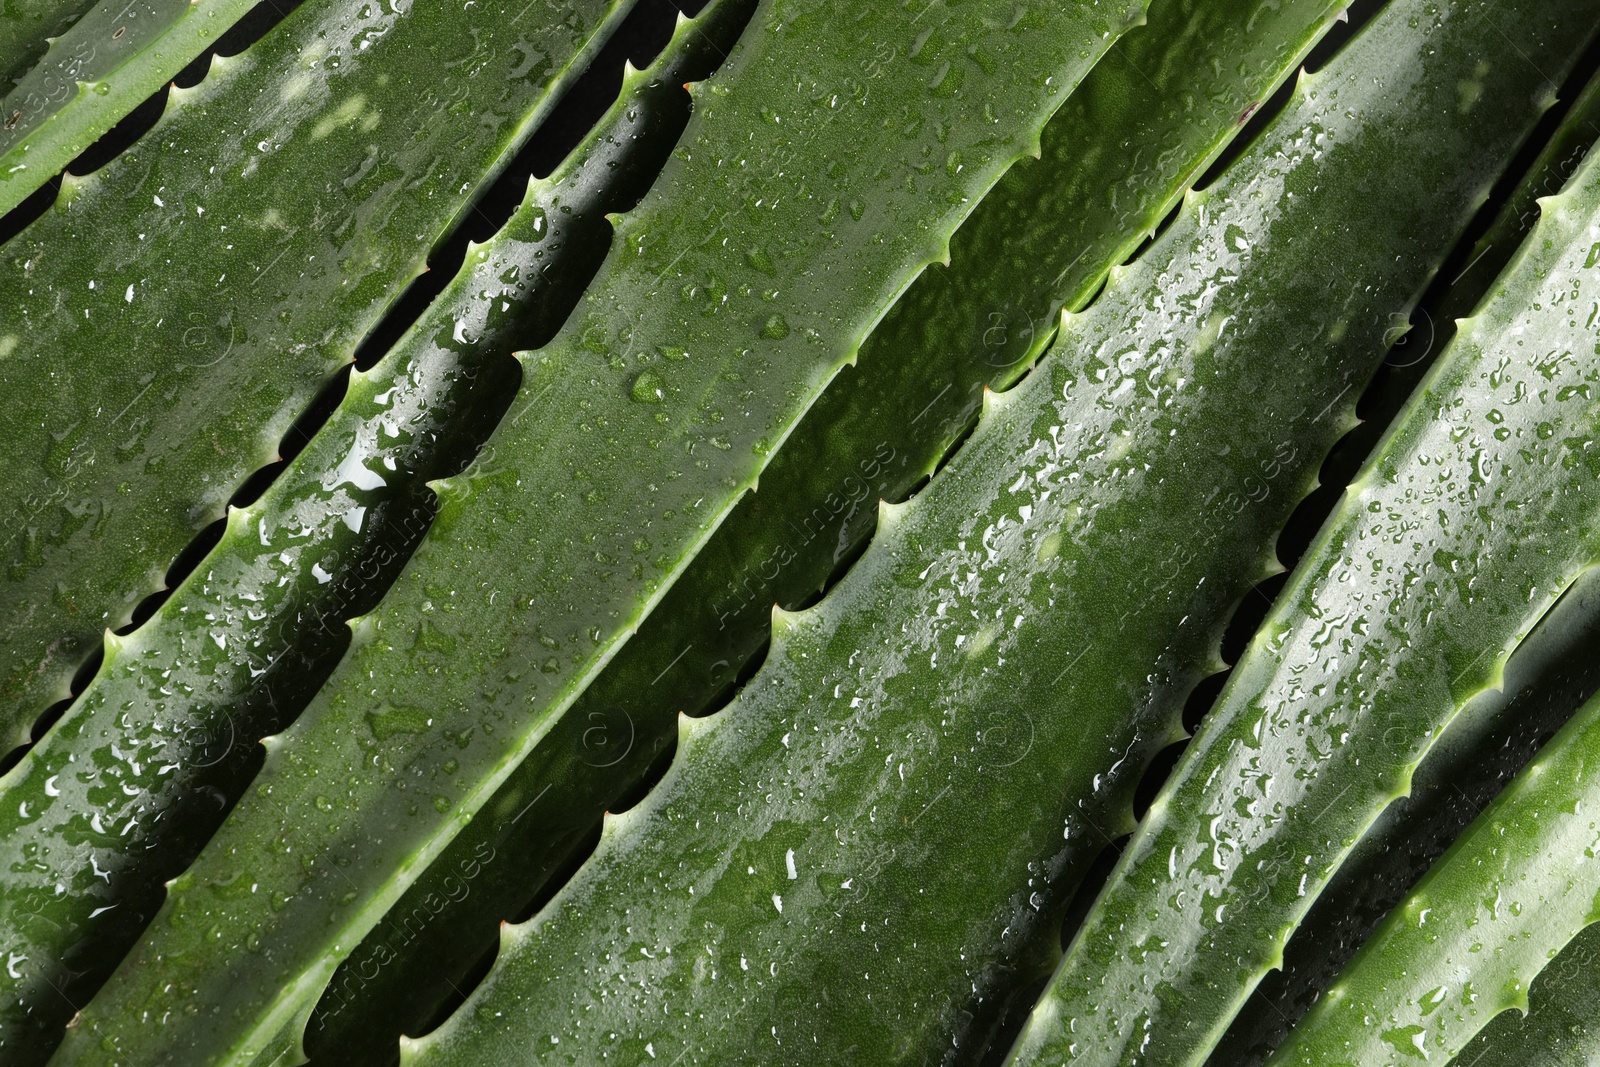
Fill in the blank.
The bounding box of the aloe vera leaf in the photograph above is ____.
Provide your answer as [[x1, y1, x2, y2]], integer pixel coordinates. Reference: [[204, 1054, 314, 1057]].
[[1007, 26, 1600, 1067], [1432, 58, 1600, 327], [0, 3, 748, 1065], [1452, 913, 1600, 1066], [0, 0, 632, 740], [1267, 632, 1600, 1063], [1211, 565, 1600, 1066], [0, 0, 264, 219], [1280, 563, 1600, 1062], [55, 2, 1145, 1064], [307, 0, 1355, 1058], [297, 13, 761, 1063], [0, 0, 96, 97], [562, 0, 1359, 758], [0, 6, 736, 1066], [396, 1, 1585, 1063], [1208, 66, 1600, 1067]]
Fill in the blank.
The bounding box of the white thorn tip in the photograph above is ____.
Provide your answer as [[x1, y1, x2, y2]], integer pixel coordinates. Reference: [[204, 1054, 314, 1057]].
[[772, 602, 802, 628], [677, 710, 702, 746], [981, 385, 1016, 416], [877, 497, 910, 528]]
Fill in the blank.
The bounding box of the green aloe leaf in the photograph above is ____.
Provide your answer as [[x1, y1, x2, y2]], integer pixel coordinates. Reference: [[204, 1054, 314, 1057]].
[[1209, 61, 1600, 1067], [1007, 10, 1600, 1067], [1269, 587, 1600, 1064], [1242, 92, 1600, 1063], [54, 1, 1144, 1064], [0, 3, 743, 1065], [0, 0, 631, 740], [1213, 564, 1600, 1066], [308, 0, 1354, 1057], [0, 0, 96, 98], [1450, 916, 1600, 1066], [0, 0, 261, 218], [395, 0, 1585, 1063], [550, 0, 1359, 777]]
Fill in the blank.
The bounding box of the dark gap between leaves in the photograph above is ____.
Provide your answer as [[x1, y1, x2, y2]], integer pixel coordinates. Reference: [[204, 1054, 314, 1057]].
[[1172, 570, 1286, 740], [771, 369, 981, 633], [0, 0, 315, 763], [1067, 268, 1112, 317], [1208, 589, 1600, 1067], [1209, 0, 1600, 712], [118, 513, 232, 635], [1124, 187, 1187, 265], [1130, 740, 1187, 824], [405, 732, 683, 1050], [292, 6, 760, 1058], [1056, 837, 1127, 958], [1315, 23, 1600, 527], [976, 974, 1053, 1067], [694, 630, 773, 723], [999, 834, 1129, 1063], [1272, 17, 1600, 575], [508, 738, 684, 932], [1117, 57, 1284, 271], [406, 820, 608, 1042]]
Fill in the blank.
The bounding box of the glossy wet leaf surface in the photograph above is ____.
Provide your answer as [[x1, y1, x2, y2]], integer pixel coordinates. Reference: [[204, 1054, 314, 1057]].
[[9, 0, 1600, 1064], [51, 0, 1141, 1063], [0, 0, 625, 740]]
